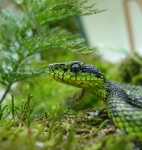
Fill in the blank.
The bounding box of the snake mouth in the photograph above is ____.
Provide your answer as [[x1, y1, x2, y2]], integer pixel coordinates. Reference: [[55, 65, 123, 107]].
[[48, 64, 55, 73], [49, 63, 65, 81], [48, 64, 56, 79]]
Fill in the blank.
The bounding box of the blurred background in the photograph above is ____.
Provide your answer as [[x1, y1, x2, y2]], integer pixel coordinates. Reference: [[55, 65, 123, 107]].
[[1, 0, 142, 62], [81, 0, 142, 62]]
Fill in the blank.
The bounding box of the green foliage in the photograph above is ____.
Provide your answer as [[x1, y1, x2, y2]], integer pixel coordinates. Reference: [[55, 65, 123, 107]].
[[119, 56, 142, 85], [99, 44, 142, 84], [0, 88, 36, 126], [0, 104, 8, 120], [0, 95, 135, 150], [0, 0, 103, 103]]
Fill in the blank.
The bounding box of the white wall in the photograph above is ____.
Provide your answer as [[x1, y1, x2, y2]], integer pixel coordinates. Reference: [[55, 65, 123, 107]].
[[81, 0, 142, 62]]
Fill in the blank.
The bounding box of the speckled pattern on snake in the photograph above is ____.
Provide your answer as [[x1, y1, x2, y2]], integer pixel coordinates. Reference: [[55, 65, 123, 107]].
[[49, 61, 142, 140]]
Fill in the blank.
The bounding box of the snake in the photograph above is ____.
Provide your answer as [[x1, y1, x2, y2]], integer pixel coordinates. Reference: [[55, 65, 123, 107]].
[[49, 61, 142, 140]]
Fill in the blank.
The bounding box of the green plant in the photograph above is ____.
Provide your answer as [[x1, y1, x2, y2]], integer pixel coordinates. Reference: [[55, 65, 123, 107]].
[[0, 88, 36, 126], [0, 0, 103, 103]]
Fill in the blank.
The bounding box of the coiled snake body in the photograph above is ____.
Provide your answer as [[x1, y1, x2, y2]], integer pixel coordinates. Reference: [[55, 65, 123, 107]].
[[49, 61, 142, 140]]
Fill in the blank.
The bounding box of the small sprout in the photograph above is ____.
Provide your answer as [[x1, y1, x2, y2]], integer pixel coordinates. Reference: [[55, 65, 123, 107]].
[[61, 90, 85, 116]]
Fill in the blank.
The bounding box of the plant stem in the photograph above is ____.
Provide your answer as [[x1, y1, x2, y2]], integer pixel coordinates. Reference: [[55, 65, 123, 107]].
[[0, 84, 12, 103], [0, 62, 20, 103]]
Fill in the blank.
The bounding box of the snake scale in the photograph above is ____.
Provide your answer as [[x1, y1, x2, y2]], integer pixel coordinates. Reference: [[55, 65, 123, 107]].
[[49, 61, 142, 140]]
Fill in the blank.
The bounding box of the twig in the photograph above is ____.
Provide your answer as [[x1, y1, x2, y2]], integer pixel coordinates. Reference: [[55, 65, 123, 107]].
[[0, 84, 12, 103], [0, 63, 20, 103], [61, 89, 85, 116]]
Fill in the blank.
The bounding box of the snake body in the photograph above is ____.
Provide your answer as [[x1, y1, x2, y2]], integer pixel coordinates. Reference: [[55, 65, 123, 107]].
[[49, 61, 142, 140]]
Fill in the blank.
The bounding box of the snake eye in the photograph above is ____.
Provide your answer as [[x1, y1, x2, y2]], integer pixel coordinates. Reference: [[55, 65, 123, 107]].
[[71, 63, 81, 73]]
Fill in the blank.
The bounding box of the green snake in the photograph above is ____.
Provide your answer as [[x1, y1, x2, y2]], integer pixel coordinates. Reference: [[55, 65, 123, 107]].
[[49, 61, 142, 140]]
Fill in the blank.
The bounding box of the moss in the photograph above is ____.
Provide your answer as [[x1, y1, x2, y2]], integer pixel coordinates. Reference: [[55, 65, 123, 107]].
[[119, 55, 142, 85]]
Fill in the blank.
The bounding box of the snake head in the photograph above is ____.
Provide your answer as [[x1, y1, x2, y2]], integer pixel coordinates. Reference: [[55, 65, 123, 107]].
[[49, 61, 106, 90]]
